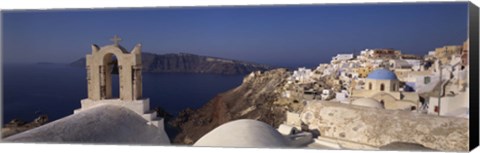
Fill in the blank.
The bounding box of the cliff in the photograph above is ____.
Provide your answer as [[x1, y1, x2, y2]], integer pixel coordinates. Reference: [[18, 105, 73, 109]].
[[70, 52, 272, 75], [169, 68, 294, 144]]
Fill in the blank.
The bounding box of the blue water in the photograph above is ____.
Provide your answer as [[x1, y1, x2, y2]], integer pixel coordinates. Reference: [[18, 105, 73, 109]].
[[2, 64, 244, 124]]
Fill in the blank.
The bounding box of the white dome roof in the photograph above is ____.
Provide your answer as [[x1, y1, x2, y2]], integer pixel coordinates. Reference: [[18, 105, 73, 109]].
[[193, 119, 288, 147], [4, 104, 170, 144], [352, 98, 384, 109]]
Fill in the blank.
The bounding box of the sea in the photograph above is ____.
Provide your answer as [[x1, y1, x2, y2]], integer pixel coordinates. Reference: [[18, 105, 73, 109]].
[[2, 64, 244, 125]]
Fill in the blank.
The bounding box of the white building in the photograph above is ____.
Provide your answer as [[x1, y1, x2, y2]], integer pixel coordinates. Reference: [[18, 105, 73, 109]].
[[321, 89, 334, 100], [335, 90, 350, 103], [357, 49, 379, 61], [428, 87, 469, 118], [369, 59, 385, 68], [389, 59, 412, 69], [405, 59, 423, 71], [414, 74, 440, 94], [331, 54, 354, 63], [292, 67, 314, 84], [316, 64, 335, 76], [323, 67, 334, 76]]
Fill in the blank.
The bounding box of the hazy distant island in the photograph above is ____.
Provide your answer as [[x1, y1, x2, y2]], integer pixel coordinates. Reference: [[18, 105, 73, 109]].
[[70, 52, 274, 75]]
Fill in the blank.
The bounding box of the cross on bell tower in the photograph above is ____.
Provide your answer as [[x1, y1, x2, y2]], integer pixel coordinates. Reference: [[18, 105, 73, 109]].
[[110, 35, 122, 46]]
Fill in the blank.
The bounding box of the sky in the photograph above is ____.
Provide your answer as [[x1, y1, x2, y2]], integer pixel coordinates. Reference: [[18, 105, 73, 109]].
[[2, 2, 468, 68]]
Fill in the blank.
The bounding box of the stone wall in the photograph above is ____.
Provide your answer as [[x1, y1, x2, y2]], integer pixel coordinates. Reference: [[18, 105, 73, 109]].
[[300, 101, 469, 151]]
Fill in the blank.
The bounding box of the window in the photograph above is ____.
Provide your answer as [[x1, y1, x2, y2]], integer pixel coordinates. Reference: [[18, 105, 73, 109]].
[[434, 106, 439, 113], [424, 76, 431, 84], [369, 83, 372, 90], [380, 83, 385, 91]]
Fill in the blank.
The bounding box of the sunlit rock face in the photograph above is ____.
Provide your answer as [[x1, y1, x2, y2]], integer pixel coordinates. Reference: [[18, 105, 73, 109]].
[[4, 105, 170, 145], [171, 68, 292, 144], [193, 119, 288, 148], [301, 101, 468, 151]]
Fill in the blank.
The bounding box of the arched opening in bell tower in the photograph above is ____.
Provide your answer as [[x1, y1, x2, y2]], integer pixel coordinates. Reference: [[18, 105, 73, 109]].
[[101, 53, 122, 99]]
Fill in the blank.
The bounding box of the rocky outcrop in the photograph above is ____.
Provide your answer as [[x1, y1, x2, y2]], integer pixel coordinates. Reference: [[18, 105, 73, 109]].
[[70, 52, 272, 75], [169, 68, 292, 144], [1, 115, 48, 138], [301, 101, 469, 151]]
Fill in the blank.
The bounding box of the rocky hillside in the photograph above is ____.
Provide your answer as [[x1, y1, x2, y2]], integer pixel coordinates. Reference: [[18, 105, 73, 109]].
[[1, 115, 49, 138], [70, 52, 272, 75], [168, 68, 295, 144]]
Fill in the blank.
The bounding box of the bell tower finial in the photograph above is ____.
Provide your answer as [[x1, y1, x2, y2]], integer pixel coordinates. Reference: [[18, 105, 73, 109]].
[[110, 35, 122, 46]]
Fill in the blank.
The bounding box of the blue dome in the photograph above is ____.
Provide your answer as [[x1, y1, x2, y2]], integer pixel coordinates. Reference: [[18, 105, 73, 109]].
[[367, 69, 398, 80]]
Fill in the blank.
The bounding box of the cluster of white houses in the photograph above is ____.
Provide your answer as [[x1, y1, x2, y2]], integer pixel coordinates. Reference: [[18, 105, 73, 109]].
[[287, 40, 469, 118]]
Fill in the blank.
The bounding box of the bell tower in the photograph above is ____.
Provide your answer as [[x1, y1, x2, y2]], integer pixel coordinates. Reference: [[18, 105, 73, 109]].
[[75, 35, 164, 129], [84, 35, 143, 101]]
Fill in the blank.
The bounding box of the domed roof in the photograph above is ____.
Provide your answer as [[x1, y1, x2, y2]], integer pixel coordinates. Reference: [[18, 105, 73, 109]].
[[4, 105, 170, 144], [352, 98, 384, 109], [193, 119, 288, 147], [367, 69, 398, 80]]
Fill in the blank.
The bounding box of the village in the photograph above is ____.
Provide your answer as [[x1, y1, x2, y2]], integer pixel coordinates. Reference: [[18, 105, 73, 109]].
[[272, 39, 470, 150], [281, 39, 469, 117]]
